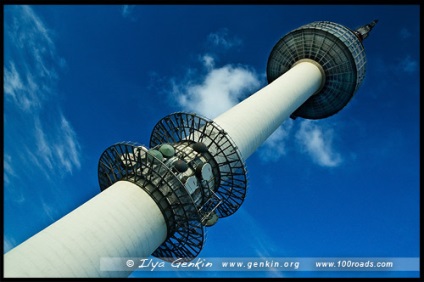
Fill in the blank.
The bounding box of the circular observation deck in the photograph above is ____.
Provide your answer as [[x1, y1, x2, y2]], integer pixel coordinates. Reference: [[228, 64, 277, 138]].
[[267, 21, 367, 119]]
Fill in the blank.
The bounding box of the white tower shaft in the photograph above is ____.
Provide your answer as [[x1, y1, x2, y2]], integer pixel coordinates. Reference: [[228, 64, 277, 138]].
[[4, 181, 167, 278], [214, 61, 324, 160], [4, 19, 376, 278], [4, 61, 323, 278]]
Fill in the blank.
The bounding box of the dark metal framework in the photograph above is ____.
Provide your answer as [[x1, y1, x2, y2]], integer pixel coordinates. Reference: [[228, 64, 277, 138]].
[[150, 112, 248, 218], [267, 21, 367, 119], [98, 112, 248, 262], [167, 140, 222, 223], [98, 142, 204, 261]]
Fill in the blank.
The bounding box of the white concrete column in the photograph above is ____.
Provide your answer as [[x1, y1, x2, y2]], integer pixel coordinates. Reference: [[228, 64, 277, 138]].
[[4, 181, 167, 278], [213, 61, 324, 160]]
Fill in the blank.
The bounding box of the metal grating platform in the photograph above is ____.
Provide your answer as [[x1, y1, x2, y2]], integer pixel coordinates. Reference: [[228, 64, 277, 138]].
[[267, 21, 367, 119]]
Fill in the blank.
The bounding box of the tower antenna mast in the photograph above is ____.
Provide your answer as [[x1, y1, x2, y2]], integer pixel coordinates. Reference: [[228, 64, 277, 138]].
[[4, 19, 377, 278]]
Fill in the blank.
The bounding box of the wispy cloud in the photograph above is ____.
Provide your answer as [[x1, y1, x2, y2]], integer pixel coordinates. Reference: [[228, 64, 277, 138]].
[[21, 5, 54, 46], [399, 28, 411, 39], [201, 54, 215, 69], [295, 120, 342, 167], [4, 61, 43, 112], [236, 207, 278, 258], [8, 5, 58, 84], [41, 199, 59, 222], [172, 55, 260, 119], [207, 28, 242, 50], [3, 153, 26, 204], [4, 154, 17, 186], [121, 5, 137, 21], [258, 119, 344, 167], [398, 55, 418, 74], [33, 115, 81, 175], [258, 120, 293, 162], [4, 6, 81, 182], [4, 5, 57, 110], [4, 236, 17, 253], [4, 63, 26, 109], [55, 115, 82, 173], [34, 117, 54, 170]]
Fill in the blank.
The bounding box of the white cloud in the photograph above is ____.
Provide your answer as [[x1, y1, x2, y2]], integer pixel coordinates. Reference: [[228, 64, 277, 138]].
[[23, 144, 53, 182], [55, 115, 82, 173], [4, 62, 35, 112], [173, 58, 260, 119], [4, 236, 17, 253], [258, 120, 293, 162], [3, 153, 26, 203], [201, 54, 215, 70], [14, 6, 58, 80], [295, 120, 342, 167], [4, 6, 81, 181], [399, 55, 418, 74], [4, 154, 16, 186], [207, 28, 242, 50], [33, 115, 81, 176], [167, 29, 258, 118], [34, 118, 54, 170], [42, 199, 59, 222], [21, 5, 54, 47], [400, 28, 411, 39], [4, 62, 23, 100], [236, 207, 277, 258], [5, 5, 59, 108], [122, 5, 137, 21]]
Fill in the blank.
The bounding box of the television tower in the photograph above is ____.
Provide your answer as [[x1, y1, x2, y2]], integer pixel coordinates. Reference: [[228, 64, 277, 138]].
[[4, 20, 377, 277]]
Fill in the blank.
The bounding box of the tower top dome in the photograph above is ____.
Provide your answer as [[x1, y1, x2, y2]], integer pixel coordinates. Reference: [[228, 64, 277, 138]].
[[267, 20, 377, 119]]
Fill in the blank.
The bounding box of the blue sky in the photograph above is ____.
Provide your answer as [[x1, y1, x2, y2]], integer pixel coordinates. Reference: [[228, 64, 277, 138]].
[[3, 4, 420, 278]]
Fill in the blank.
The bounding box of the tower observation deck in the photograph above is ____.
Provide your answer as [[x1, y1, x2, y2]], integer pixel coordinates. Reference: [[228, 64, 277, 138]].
[[4, 20, 377, 277]]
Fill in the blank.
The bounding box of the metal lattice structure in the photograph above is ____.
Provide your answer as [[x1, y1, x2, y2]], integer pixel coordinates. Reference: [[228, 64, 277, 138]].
[[98, 113, 248, 262], [98, 142, 205, 261], [267, 21, 368, 119], [150, 112, 248, 218]]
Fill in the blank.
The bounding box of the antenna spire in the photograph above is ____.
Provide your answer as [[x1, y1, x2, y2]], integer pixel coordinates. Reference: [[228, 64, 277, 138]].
[[354, 19, 378, 41]]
